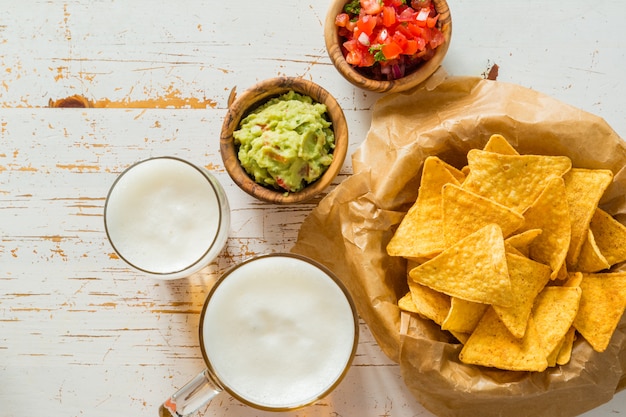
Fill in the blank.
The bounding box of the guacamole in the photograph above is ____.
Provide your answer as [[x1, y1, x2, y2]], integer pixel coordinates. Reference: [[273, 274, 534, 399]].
[[233, 90, 335, 193]]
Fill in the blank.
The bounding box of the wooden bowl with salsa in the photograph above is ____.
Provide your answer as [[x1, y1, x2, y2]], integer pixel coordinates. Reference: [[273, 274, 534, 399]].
[[220, 77, 348, 204], [325, 0, 452, 93]]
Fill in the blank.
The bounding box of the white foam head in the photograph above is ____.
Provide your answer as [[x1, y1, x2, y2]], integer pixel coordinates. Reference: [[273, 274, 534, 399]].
[[104, 157, 230, 278], [200, 254, 358, 409]]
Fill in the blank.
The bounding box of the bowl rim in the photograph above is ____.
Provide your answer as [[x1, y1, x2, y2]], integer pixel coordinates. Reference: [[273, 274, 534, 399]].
[[324, 0, 452, 93], [220, 76, 349, 204]]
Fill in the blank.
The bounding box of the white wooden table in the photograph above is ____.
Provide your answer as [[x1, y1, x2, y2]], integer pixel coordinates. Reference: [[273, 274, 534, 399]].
[[1, 1, 625, 416]]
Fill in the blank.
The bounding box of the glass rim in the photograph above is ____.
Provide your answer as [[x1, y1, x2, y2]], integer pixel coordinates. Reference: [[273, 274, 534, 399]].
[[198, 252, 360, 411], [103, 156, 227, 277]]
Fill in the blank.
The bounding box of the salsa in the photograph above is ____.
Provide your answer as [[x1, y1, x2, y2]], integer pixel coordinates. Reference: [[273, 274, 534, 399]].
[[233, 91, 335, 193], [335, 0, 445, 80]]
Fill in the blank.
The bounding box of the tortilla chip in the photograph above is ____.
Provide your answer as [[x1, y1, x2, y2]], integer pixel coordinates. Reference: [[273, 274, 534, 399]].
[[532, 286, 582, 363], [386, 156, 460, 258], [573, 272, 626, 352], [563, 168, 613, 266], [505, 229, 542, 258], [519, 177, 571, 279], [556, 327, 577, 366], [440, 159, 467, 184], [442, 184, 525, 247], [588, 208, 626, 266], [575, 229, 610, 272], [483, 133, 519, 155], [459, 308, 548, 372], [409, 224, 513, 307], [398, 292, 419, 313], [562, 271, 584, 288], [462, 149, 572, 213], [450, 331, 470, 345], [407, 280, 451, 326], [442, 297, 488, 334], [492, 253, 552, 338]]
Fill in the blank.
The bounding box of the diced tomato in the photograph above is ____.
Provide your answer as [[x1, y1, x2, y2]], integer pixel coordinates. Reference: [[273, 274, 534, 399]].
[[357, 14, 377, 36], [397, 7, 416, 22], [391, 31, 408, 50], [360, 0, 383, 15], [343, 39, 375, 67], [429, 29, 445, 48], [427, 15, 439, 28], [403, 39, 418, 55], [381, 41, 403, 60], [382, 6, 396, 27], [335, 13, 350, 28]]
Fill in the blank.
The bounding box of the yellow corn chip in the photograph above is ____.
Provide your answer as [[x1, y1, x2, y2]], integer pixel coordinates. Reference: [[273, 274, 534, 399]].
[[442, 297, 488, 334], [563, 168, 613, 266], [407, 280, 451, 326], [483, 134, 519, 155], [492, 253, 552, 338], [440, 159, 467, 184], [462, 149, 572, 213], [387, 156, 460, 259], [573, 272, 626, 352], [562, 271, 583, 288], [442, 184, 525, 247], [409, 224, 513, 307], [556, 327, 577, 366], [519, 177, 571, 279], [450, 331, 470, 345], [459, 308, 548, 372], [575, 229, 610, 272], [588, 208, 626, 266], [398, 292, 419, 313], [532, 286, 582, 363], [505, 229, 542, 258]]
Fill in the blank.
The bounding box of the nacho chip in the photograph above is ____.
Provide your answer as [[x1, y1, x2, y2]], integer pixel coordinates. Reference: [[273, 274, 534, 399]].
[[563, 168, 613, 266], [505, 229, 542, 258], [462, 149, 572, 213], [387, 156, 460, 259], [492, 253, 552, 338], [398, 292, 419, 313], [575, 229, 610, 272], [519, 177, 571, 279], [532, 286, 582, 363], [459, 308, 548, 372], [556, 327, 577, 366], [483, 134, 519, 155], [562, 271, 583, 288], [442, 184, 525, 247], [409, 224, 513, 307], [407, 280, 451, 326], [450, 331, 470, 345], [442, 297, 488, 334], [588, 208, 626, 266], [573, 272, 626, 352]]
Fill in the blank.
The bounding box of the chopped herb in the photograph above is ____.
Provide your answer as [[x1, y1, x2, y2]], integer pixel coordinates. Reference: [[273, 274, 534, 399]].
[[344, 0, 361, 15]]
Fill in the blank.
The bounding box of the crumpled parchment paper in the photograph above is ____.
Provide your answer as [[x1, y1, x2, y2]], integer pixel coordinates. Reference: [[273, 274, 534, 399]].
[[291, 75, 626, 417]]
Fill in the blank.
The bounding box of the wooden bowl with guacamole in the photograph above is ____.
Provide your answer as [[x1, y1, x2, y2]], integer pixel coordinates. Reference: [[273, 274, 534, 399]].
[[220, 77, 348, 204], [325, 0, 452, 93]]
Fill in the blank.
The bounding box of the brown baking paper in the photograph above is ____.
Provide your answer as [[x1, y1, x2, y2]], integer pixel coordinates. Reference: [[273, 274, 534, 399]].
[[291, 76, 626, 417]]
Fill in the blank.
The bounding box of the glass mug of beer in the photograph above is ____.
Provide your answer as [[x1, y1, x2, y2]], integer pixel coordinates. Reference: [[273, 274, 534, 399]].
[[104, 156, 230, 280], [159, 253, 359, 416]]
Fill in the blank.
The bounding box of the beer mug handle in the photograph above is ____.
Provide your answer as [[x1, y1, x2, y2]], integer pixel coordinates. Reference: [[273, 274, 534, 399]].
[[159, 369, 222, 417]]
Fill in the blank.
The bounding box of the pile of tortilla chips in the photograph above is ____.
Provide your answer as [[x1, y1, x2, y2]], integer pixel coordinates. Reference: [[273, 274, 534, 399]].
[[388, 134, 626, 372]]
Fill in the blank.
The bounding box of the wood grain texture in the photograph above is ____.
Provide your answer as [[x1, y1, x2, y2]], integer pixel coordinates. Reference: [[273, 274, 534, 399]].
[[1, 1, 626, 416]]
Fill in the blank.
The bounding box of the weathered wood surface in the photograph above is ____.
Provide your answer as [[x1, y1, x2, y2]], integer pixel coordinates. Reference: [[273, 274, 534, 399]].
[[1, 1, 625, 416]]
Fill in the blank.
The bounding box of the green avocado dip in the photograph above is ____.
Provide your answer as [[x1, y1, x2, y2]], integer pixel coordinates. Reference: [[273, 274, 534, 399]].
[[233, 90, 335, 193]]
